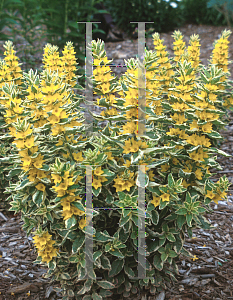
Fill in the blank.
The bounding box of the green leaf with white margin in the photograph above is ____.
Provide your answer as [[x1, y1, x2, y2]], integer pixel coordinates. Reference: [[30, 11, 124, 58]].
[[97, 281, 115, 289], [109, 249, 124, 259], [209, 147, 231, 157], [93, 186, 101, 197], [92, 292, 102, 300], [167, 173, 175, 188], [93, 250, 102, 262], [65, 215, 77, 229], [72, 233, 85, 253], [186, 213, 193, 227], [147, 239, 160, 253], [177, 215, 186, 229], [166, 232, 176, 242], [124, 265, 135, 278], [32, 190, 43, 206], [109, 258, 124, 277], [100, 255, 111, 270], [153, 254, 163, 271], [174, 234, 184, 254], [94, 231, 114, 243]]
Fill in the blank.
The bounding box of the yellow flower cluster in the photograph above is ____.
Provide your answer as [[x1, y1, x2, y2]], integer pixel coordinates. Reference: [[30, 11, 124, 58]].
[[153, 32, 174, 94], [51, 170, 84, 221], [43, 44, 63, 73], [33, 231, 57, 263], [205, 187, 227, 204], [212, 29, 230, 73], [92, 166, 108, 190], [113, 170, 135, 192], [172, 30, 186, 64], [3, 41, 22, 85], [187, 34, 201, 69], [61, 42, 77, 87], [25, 85, 47, 128], [121, 68, 139, 135], [123, 137, 147, 154]]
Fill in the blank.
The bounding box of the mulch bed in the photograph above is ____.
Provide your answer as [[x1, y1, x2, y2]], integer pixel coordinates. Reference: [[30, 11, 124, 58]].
[[0, 23, 233, 300]]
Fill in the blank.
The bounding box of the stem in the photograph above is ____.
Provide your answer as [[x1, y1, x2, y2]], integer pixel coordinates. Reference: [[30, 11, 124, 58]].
[[64, 0, 69, 41]]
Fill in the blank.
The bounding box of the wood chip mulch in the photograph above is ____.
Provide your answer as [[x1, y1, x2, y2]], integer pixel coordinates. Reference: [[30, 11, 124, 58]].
[[0, 23, 233, 300]]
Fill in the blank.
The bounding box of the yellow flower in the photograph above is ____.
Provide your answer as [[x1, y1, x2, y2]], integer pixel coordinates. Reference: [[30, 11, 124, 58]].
[[14, 139, 25, 149], [192, 255, 199, 261], [33, 154, 45, 169], [51, 174, 62, 184], [151, 196, 160, 207], [73, 152, 83, 161], [70, 206, 84, 216], [56, 139, 63, 146], [94, 166, 104, 176], [161, 164, 169, 172], [62, 209, 73, 220], [195, 169, 203, 180], [205, 190, 215, 199], [79, 217, 86, 229], [25, 136, 34, 148], [22, 156, 32, 167], [160, 193, 170, 202], [93, 178, 102, 190], [48, 114, 60, 125], [35, 183, 45, 192], [123, 159, 131, 168]]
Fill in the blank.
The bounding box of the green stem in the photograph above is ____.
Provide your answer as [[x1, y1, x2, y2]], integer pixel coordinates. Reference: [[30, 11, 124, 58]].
[[64, 0, 69, 41]]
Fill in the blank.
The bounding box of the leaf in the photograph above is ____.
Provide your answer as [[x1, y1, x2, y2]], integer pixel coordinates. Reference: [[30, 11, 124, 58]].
[[100, 255, 111, 270], [161, 252, 168, 262], [169, 250, 178, 258], [168, 173, 175, 188], [119, 214, 131, 227], [109, 249, 124, 259], [7, 168, 21, 178], [97, 280, 115, 289], [147, 239, 160, 253], [92, 292, 102, 300], [166, 232, 176, 242], [108, 259, 124, 277], [65, 215, 77, 229], [151, 210, 159, 225], [186, 213, 193, 227], [71, 201, 85, 212], [177, 215, 186, 229], [93, 250, 102, 262], [175, 207, 187, 215], [72, 234, 85, 253], [94, 231, 113, 242], [153, 254, 163, 271], [209, 147, 231, 157], [206, 130, 222, 139], [124, 265, 135, 278], [93, 186, 101, 197], [32, 190, 43, 206]]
